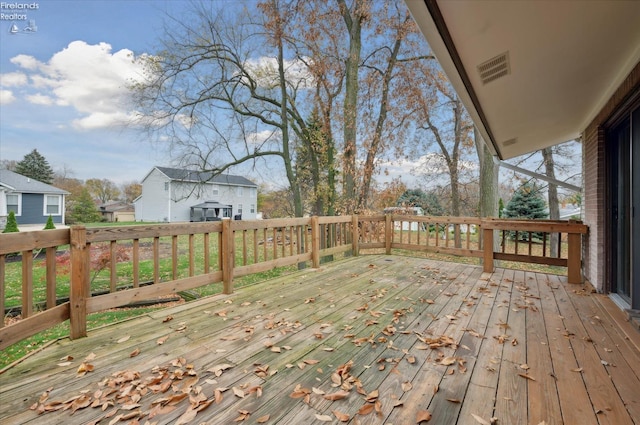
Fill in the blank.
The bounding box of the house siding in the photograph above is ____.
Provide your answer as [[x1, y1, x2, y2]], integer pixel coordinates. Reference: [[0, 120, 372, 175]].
[[583, 61, 640, 292], [14, 193, 64, 226], [136, 169, 172, 222]]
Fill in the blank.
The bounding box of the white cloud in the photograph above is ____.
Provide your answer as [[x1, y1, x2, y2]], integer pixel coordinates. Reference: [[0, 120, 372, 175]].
[[26, 93, 54, 105], [72, 111, 135, 130], [0, 71, 28, 87], [247, 129, 279, 146], [0, 89, 16, 104], [10, 54, 40, 70], [7, 41, 147, 130], [245, 56, 314, 89], [377, 152, 479, 187]]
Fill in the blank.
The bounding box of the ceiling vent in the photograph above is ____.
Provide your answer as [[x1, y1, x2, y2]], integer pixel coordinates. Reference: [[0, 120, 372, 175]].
[[477, 52, 510, 85], [502, 138, 517, 147]]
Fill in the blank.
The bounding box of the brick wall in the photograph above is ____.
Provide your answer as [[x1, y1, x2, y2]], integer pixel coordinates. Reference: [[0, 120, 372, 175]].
[[582, 62, 640, 292]]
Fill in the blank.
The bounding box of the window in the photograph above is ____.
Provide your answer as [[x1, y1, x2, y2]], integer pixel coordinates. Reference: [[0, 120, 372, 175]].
[[211, 185, 219, 196], [238, 204, 243, 214], [237, 186, 244, 196], [250, 204, 255, 213], [44, 195, 62, 216], [164, 182, 169, 191], [6, 193, 21, 215]]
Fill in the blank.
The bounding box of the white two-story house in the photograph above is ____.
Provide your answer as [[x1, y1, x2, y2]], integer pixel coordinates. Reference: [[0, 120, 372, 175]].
[[134, 166, 258, 223]]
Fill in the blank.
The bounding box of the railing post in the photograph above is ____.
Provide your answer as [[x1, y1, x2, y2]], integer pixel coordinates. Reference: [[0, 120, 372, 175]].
[[385, 214, 392, 255], [21, 249, 33, 318], [352, 214, 359, 256], [311, 216, 320, 268], [221, 218, 234, 294], [567, 232, 582, 284], [70, 225, 89, 339], [483, 226, 494, 273]]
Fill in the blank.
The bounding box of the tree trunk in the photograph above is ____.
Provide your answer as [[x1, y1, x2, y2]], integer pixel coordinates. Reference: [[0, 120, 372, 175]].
[[475, 128, 498, 218], [542, 147, 560, 257], [338, 0, 363, 212], [475, 127, 499, 264], [274, 2, 302, 217]]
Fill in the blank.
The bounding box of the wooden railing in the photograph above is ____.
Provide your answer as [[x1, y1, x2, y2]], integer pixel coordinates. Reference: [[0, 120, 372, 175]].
[[0, 215, 586, 349]]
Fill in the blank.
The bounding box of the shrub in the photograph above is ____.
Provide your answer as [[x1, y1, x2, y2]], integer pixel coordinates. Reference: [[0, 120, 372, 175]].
[[44, 215, 56, 230], [3, 211, 19, 233]]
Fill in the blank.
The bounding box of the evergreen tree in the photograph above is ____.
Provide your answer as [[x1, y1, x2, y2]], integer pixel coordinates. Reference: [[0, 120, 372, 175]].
[[70, 188, 102, 224], [503, 182, 548, 239], [15, 149, 54, 184], [3, 211, 19, 233], [397, 189, 445, 216], [44, 215, 56, 230]]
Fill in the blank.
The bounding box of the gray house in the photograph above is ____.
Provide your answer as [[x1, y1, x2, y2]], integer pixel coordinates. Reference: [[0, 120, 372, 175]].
[[0, 169, 69, 229], [134, 166, 258, 223]]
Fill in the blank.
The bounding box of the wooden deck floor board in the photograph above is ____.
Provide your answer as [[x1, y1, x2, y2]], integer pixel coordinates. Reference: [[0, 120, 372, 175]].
[[537, 273, 598, 425], [493, 268, 529, 425], [524, 271, 563, 425], [416, 266, 499, 425], [1, 255, 638, 425], [457, 267, 510, 424], [553, 275, 635, 425]]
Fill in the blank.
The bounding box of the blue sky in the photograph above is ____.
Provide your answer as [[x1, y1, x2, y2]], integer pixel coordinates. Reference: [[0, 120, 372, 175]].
[[0, 0, 190, 184]]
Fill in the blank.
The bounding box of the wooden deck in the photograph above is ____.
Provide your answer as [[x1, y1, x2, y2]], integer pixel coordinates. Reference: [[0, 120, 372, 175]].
[[1, 255, 639, 425]]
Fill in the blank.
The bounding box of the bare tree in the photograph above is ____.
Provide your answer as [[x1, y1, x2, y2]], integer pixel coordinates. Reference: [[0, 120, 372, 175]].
[[121, 181, 142, 203], [132, 1, 313, 216], [85, 178, 121, 204]]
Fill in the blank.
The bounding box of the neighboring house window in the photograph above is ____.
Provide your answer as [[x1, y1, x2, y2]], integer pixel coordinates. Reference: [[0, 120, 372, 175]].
[[212, 185, 219, 195], [250, 204, 255, 213], [237, 186, 244, 196], [6, 193, 21, 215], [238, 204, 243, 214], [44, 195, 62, 216], [164, 182, 169, 191]]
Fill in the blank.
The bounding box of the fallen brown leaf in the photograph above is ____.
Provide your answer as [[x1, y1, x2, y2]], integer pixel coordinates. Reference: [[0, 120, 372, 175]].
[[358, 403, 375, 416], [256, 414, 270, 423], [440, 356, 456, 366], [324, 390, 350, 401], [416, 409, 432, 422], [333, 410, 350, 422], [175, 407, 197, 425]]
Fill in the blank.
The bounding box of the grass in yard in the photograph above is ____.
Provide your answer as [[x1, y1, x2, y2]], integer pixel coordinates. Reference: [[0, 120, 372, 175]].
[[0, 307, 164, 370]]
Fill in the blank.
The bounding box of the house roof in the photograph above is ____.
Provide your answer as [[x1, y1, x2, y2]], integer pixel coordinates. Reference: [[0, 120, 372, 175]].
[[149, 166, 258, 187], [405, 0, 640, 159], [0, 169, 69, 195], [99, 202, 134, 213]]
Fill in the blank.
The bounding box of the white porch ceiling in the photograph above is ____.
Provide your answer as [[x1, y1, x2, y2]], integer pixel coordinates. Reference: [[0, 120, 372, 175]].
[[405, 0, 640, 159]]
